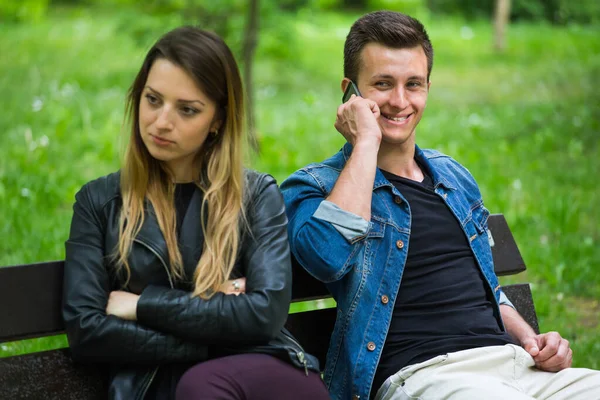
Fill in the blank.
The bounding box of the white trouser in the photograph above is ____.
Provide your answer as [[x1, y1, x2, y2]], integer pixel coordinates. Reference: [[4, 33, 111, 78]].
[[374, 344, 600, 400]]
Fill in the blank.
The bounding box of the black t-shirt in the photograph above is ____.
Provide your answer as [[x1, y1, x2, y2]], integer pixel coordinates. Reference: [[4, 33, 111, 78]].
[[175, 182, 197, 235], [147, 182, 197, 399], [371, 167, 514, 397]]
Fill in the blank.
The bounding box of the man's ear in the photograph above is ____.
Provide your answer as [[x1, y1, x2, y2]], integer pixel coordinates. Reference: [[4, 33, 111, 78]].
[[341, 78, 352, 93], [427, 80, 432, 91]]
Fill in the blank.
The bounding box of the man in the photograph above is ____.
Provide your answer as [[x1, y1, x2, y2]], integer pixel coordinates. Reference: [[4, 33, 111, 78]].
[[281, 10, 600, 400]]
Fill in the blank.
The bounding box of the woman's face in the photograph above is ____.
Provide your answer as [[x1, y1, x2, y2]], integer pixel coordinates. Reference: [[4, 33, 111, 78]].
[[139, 58, 220, 182]]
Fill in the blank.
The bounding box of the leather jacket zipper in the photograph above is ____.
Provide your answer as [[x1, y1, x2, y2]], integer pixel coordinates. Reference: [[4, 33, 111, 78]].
[[138, 367, 159, 400], [281, 330, 309, 376], [133, 238, 175, 397], [133, 238, 175, 288]]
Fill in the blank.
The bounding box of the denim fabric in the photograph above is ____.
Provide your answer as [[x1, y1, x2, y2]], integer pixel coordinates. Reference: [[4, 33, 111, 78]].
[[281, 143, 515, 400]]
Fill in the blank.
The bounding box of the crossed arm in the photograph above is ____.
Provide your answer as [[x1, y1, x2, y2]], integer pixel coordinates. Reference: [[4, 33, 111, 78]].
[[63, 176, 289, 364]]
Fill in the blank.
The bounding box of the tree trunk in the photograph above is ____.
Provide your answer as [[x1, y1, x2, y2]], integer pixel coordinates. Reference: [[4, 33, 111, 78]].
[[494, 0, 511, 52], [242, 0, 260, 153]]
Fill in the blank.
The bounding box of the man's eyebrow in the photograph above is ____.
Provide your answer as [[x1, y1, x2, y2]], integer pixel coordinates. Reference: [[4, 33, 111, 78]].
[[144, 86, 206, 106], [371, 74, 396, 80], [370, 74, 426, 81]]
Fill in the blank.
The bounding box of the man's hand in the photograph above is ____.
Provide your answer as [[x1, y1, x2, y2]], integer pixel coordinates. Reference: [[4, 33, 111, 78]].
[[218, 277, 246, 296], [500, 304, 573, 372], [521, 331, 573, 372], [106, 290, 139, 321], [334, 94, 382, 147]]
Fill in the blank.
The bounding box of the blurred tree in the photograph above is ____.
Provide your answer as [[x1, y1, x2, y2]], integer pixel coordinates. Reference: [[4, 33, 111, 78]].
[[339, 0, 426, 14], [494, 0, 511, 51], [427, 0, 599, 24], [242, 0, 260, 152], [366, 0, 427, 15], [176, 0, 262, 151], [0, 0, 49, 22]]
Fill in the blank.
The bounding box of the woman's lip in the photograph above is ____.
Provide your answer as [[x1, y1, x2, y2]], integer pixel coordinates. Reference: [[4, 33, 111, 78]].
[[151, 135, 173, 146]]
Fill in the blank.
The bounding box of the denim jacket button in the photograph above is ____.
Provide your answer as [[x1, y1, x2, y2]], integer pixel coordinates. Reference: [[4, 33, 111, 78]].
[[381, 295, 389, 304], [367, 342, 376, 351], [394, 196, 402, 204], [352, 395, 360, 400], [396, 240, 404, 249]]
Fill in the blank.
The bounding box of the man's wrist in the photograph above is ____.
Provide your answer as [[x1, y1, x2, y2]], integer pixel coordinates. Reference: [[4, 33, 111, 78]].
[[352, 136, 381, 153]]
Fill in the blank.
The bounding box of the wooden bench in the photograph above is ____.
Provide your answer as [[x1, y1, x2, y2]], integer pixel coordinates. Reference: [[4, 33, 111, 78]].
[[0, 214, 538, 399]]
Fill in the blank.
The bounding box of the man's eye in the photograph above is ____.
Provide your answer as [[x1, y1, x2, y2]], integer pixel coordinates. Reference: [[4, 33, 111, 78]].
[[407, 81, 422, 88], [375, 81, 391, 88]]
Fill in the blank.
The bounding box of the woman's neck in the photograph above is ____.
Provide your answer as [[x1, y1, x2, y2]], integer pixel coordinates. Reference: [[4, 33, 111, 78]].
[[165, 159, 196, 184]]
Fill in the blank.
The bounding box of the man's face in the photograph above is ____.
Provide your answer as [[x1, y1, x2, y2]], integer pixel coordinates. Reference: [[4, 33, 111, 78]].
[[354, 43, 430, 147]]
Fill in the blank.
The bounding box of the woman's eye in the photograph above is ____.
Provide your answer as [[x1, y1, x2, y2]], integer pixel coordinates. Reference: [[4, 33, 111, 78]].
[[145, 94, 159, 105], [180, 107, 199, 116]]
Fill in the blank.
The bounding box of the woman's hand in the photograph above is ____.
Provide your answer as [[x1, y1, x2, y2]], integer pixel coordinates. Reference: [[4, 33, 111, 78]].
[[218, 277, 246, 295], [106, 291, 140, 321]]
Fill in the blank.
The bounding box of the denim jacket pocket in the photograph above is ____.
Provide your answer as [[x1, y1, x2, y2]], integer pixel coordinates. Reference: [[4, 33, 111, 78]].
[[367, 216, 386, 239]]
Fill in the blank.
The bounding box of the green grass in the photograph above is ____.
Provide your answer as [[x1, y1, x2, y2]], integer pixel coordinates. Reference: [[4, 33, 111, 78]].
[[1, 8, 599, 368]]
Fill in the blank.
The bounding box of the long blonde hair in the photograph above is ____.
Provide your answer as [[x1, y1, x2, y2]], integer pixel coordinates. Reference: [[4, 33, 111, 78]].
[[116, 27, 246, 298]]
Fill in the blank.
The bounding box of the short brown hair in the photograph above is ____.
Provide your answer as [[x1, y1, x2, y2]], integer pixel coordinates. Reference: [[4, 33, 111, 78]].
[[344, 11, 434, 83]]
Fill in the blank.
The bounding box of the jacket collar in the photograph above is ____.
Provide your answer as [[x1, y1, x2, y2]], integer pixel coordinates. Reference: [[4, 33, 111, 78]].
[[135, 187, 206, 280], [341, 142, 455, 191]]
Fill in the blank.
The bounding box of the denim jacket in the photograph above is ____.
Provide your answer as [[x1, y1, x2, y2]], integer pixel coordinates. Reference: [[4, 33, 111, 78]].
[[281, 143, 515, 400]]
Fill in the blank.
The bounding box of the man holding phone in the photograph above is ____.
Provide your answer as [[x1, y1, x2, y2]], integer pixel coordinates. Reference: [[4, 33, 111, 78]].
[[281, 10, 600, 400]]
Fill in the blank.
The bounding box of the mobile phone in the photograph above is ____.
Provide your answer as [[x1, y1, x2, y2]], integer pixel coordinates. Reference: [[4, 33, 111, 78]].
[[342, 81, 361, 103]]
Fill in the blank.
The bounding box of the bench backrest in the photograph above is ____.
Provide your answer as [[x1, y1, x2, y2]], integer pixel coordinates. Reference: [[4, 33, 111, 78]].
[[0, 214, 537, 399]]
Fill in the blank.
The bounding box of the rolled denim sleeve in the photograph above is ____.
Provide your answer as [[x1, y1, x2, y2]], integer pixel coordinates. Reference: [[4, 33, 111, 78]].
[[313, 200, 369, 242], [281, 169, 368, 283], [499, 289, 516, 309]]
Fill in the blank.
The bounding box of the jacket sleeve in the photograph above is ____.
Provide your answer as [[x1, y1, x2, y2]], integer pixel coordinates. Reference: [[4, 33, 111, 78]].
[[135, 174, 290, 344], [62, 182, 208, 364], [280, 169, 369, 283]]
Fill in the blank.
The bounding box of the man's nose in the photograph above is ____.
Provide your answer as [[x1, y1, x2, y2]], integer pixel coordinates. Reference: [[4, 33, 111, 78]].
[[389, 87, 409, 110]]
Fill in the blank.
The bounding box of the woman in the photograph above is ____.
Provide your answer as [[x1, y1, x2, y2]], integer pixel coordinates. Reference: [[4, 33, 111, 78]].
[[62, 26, 329, 399]]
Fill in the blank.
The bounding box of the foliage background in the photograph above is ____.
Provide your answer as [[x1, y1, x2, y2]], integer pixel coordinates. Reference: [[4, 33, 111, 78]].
[[1, 0, 599, 370]]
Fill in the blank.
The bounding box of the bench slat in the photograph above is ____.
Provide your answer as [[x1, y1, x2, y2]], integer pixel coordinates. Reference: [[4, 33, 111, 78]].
[[0, 348, 105, 400], [284, 307, 336, 371], [290, 257, 330, 302], [0, 261, 65, 343], [503, 283, 539, 334], [487, 214, 527, 276]]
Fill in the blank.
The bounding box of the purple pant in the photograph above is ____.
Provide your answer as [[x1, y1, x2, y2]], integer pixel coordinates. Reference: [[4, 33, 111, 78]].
[[175, 353, 330, 400]]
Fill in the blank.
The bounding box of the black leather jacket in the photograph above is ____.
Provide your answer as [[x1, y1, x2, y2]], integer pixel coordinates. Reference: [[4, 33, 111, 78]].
[[62, 170, 316, 399]]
